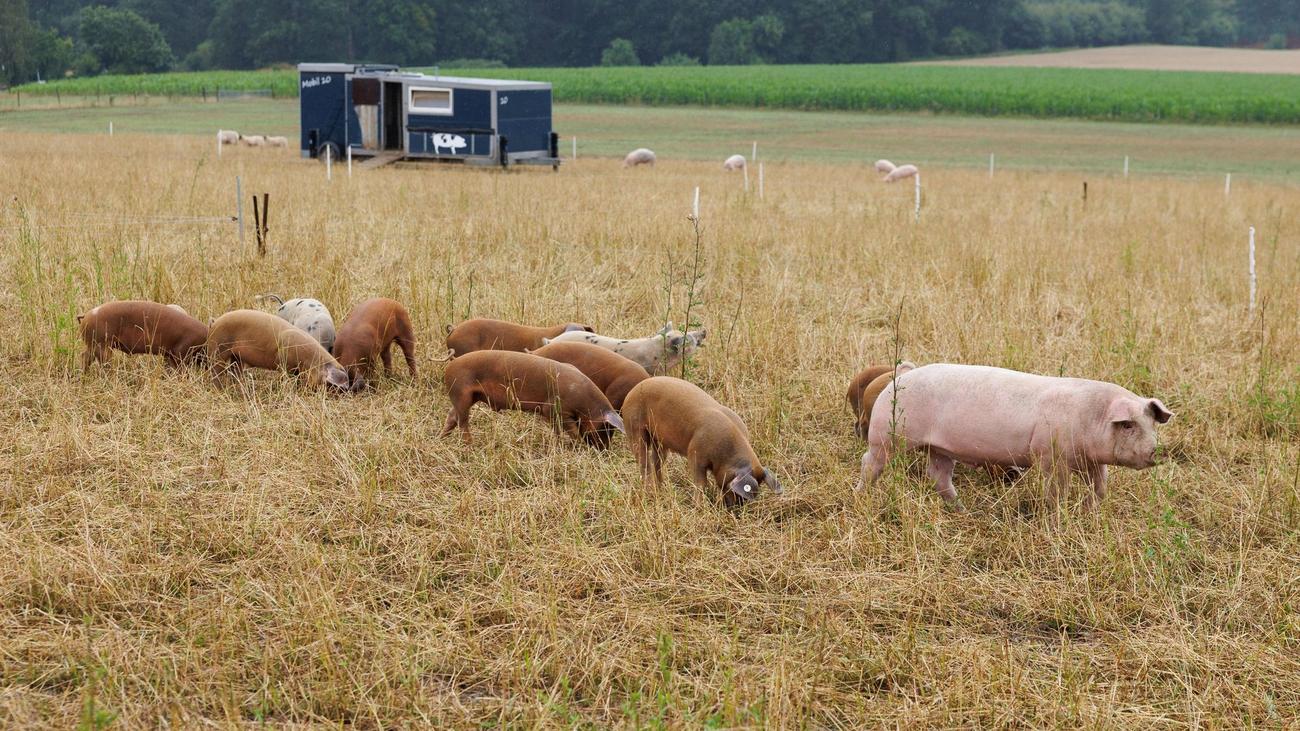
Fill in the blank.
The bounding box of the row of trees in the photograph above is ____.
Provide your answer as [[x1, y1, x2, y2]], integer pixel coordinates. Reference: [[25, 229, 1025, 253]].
[[3, 0, 1297, 85]]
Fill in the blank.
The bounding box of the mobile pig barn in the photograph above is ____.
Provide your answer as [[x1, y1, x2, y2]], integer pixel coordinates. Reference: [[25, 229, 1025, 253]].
[[298, 63, 562, 169]]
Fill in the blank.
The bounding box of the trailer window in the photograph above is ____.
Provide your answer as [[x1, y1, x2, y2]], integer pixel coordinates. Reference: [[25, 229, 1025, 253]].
[[409, 87, 452, 114]]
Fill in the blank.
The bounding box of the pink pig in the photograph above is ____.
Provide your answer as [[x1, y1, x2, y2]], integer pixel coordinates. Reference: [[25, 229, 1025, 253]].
[[856, 364, 1174, 510]]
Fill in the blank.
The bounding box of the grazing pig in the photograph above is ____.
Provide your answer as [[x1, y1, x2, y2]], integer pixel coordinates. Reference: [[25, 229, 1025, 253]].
[[332, 297, 417, 389], [723, 154, 746, 171], [265, 135, 289, 148], [206, 309, 351, 391], [218, 129, 240, 145], [623, 148, 656, 167], [856, 364, 1174, 511], [874, 159, 897, 174], [543, 321, 706, 375], [440, 318, 593, 358], [256, 294, 336, 353], [623, 377, 780, 507], [78, 300, 209, 370], [882, 164, 918, 183], [530, 341, 649, 410], [847, 362, 916, 438], [440, 350, 624, 448], [241, 134, 267, 147]]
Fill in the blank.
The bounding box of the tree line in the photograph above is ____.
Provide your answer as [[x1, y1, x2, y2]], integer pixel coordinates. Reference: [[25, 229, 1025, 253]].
[[2, 0, 1296, 85]]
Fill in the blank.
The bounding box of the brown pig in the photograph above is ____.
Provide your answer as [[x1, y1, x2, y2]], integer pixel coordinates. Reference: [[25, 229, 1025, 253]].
[[440, 318, 594, 358], [206, 309, 351, 391], [78, 300, 209, 370], [621, 376, 781, 506], [332, 297, 418, 389], [846, 364, 895, 436], [849, 361, 917, 439], [529, 341, 649, 410], [441, 350, 624, 448]]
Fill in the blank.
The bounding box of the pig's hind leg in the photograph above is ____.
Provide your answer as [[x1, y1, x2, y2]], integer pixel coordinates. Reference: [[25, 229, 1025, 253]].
[[926, 452, 964, 512], [441, 387, 479, 444], [855, 444, 889, 491]]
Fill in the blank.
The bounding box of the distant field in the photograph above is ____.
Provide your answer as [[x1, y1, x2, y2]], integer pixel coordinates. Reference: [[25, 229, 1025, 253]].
[[3, 98, 1300, 181], [928, 44, 1300, 75], [12, 63, 1300, 125]]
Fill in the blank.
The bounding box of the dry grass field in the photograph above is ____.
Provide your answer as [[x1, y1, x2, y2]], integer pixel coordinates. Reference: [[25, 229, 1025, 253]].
[[0, 132, 1297, 728], [931, 44, 1300, 74]]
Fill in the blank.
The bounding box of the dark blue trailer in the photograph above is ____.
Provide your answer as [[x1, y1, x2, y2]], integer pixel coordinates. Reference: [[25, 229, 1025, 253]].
[[298, 62, 561, 169]]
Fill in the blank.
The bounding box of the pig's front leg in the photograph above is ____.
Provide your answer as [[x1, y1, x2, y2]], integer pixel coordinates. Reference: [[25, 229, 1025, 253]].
[[1082, 462, 1107, 508]]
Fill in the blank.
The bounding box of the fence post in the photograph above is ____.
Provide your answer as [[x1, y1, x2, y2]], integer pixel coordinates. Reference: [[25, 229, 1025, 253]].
[[692, 186, 700, 220], [236, 176, 245, 252], [914, 173, 921, 222], [1248, 226, 1256, 312]]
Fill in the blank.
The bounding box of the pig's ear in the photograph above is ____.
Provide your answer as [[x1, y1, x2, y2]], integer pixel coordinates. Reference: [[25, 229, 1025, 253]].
[[762, 470, 782, 496], [1148, 399, 1174, 424], [324, 367, 350, 391], [603, 410, 625, 434], [658, 321, 674, 336], [1106, 399, 1137, 424], [727, 473, 760, 503]]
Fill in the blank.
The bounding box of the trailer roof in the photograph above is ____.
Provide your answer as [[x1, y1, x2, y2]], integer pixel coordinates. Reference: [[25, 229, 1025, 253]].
[[297, 63, 550, 91]]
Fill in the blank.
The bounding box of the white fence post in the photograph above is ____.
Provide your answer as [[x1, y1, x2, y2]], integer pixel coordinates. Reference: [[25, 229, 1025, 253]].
[[1249, 226, 1256, 312], [1225, 173, 1232, 197], [692, 186, 700, 219], [752, 140, 757, 162], [326, 145, 332, 181], [914, 173, 921, 222], [236, 175, 245, 251], [108, 121, 113, 136], [347, 145, 353, 178], [988, 153, 994, 178], [1123, 156, 1129, 177]]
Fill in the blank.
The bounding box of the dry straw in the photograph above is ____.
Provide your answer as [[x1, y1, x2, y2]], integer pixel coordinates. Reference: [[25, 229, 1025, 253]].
[[0, 132, 1296, 727]]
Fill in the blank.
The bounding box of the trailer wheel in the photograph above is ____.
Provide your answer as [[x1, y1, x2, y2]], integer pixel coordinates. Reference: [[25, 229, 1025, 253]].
[[314, 141, 340, 162]]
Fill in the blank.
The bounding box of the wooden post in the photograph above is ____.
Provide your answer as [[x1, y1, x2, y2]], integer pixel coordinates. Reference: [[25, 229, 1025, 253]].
[[1083, 181, 1088, 204], [252, 196, 263, 257], [252, 193, 269, 257]]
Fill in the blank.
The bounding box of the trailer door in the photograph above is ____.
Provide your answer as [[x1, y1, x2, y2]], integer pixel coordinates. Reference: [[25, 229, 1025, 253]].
[[382, 82, 403, 151]]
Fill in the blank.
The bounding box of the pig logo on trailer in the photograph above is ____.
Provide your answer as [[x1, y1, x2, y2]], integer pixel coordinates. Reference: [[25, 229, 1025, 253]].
[[431, 133, 467, 154]]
